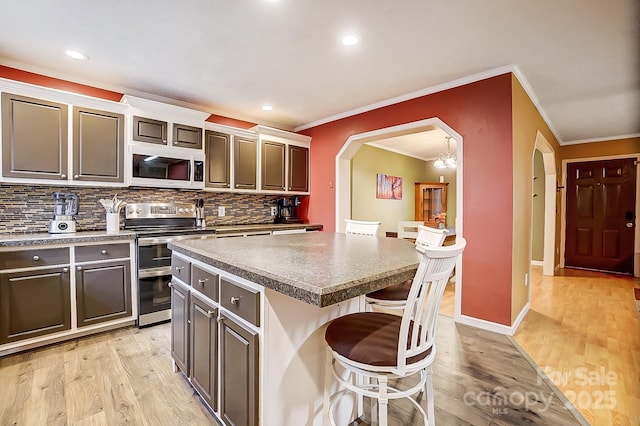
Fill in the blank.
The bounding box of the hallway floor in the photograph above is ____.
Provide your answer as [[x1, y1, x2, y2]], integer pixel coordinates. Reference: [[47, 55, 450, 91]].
[[514, 267, 640, 426]]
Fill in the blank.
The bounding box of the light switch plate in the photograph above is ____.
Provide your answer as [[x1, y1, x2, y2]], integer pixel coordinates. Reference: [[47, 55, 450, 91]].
[[271, 207, 277, 216], [218, 206, 225, 217]]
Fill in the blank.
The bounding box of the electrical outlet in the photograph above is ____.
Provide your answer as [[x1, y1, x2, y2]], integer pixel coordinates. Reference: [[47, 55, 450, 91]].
[[218, 206, 225, 217], [270, 207, 277, 216]]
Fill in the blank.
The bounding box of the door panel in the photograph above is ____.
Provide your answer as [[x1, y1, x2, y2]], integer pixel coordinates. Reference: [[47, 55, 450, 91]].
[[565, 158, 636, 274]]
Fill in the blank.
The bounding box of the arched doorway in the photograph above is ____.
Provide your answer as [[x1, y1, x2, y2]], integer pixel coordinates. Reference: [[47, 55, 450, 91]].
[[533, 131, 557, 276], [335, 117, 465, 318]]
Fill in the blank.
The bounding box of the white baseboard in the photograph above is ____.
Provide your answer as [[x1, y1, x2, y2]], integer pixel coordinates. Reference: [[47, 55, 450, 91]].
[[530, 260, 543, 266], [456, 303, 530, 336]]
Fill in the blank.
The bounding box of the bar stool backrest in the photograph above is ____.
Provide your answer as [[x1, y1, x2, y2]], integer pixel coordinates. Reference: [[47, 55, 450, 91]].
[[414, 224, 447, 253], [344, 219, 381, 236], [396, 238, 466, 373]]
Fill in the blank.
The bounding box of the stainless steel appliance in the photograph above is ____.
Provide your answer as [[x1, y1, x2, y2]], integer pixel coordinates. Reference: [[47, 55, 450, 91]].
[[274, 197, 303, 224], [125, 202, 214, 326], [130, 144, 205, 190], [49, 192, 79, 233]]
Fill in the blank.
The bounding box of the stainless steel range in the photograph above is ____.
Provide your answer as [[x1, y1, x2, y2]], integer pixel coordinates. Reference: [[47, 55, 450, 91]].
[[125, 202, 213, 327]]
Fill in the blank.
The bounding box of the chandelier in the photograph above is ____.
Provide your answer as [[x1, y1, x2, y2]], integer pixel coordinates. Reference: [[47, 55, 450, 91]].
[[433, 136, 456, 169]]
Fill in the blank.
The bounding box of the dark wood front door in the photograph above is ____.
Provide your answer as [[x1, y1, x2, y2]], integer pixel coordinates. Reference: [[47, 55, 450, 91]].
[[565, 158, 636, 274]]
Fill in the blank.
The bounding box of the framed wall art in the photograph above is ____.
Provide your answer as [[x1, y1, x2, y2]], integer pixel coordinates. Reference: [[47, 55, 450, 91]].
[[376, 173, 402, 200]]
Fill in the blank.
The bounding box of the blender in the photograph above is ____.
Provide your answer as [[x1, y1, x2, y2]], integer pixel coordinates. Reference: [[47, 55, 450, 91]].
[[49, 192, 79, 233]]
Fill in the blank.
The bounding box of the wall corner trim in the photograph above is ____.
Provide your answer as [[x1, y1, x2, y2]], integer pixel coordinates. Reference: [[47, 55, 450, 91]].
[[456, 303, 530, 337]]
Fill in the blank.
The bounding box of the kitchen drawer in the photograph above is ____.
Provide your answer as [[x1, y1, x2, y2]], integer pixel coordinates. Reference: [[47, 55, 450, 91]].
[[171, 255, 191, 283], [0, 248, 70, 270], [191, 264, 219, 302], [220, 277, 259, 327], [75, 243, 130, 263]]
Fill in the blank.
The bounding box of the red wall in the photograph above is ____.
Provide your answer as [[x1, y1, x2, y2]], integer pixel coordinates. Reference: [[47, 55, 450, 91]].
[[300, 74, 514, 325], [0, 66, 124, 101]]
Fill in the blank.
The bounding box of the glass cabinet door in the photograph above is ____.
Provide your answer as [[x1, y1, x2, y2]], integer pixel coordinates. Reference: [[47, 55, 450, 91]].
[[415, 182, 448, 226]]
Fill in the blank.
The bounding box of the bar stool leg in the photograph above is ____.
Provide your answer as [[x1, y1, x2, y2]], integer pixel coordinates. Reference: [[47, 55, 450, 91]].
[[425, 365, 435, 425], [323, 348, 334, 425], [378, 375, 389, 426]]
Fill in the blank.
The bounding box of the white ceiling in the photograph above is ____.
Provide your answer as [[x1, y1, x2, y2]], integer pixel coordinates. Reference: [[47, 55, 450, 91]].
[[0, 0, 638, 149]]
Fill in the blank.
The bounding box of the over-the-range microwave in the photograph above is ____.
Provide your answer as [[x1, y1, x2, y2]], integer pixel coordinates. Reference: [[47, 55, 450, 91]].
[[130, 144, 204, 189]]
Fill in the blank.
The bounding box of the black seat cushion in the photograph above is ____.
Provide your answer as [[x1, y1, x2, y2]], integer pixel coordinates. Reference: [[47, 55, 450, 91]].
[[325, 312, 430, 367], [366, 279, 411, 301]]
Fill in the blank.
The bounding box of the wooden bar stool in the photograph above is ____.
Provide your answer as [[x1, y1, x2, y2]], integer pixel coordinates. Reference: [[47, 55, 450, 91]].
[[365, 225, 448, 311], [323, 239, 466, 425]]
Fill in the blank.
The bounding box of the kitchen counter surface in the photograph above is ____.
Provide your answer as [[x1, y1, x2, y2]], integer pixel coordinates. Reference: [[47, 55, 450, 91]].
[[169, 232, 420, 307], [0, 230, 137, 247], [210, 222, 323, 235]]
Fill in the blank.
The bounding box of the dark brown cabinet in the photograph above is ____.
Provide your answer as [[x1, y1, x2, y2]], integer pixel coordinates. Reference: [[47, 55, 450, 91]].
[[190, 294, 218, 411], [73, 106, 125, 183], [204, 130, 231, 189], [234, 137, 257, 190], [288, 145, 309, 192], [170, 279, 190, 374], [1, 92, 68, 180], [220, 313, 258, 426], [261, 140, 286, 191], [133, 115, 168, 145], [0, 266, 71, 344], [75, 260, 131, 327], [173, 123, 203, 149]]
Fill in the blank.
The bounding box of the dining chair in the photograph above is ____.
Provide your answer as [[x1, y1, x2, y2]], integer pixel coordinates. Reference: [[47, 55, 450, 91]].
[[323, 239, 466, 426], [344, 219, 381, 236], [365, 225, 448, 311], [396, 220, 423, 240]]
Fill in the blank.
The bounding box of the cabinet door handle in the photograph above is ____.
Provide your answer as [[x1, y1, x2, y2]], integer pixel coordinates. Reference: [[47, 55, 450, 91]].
[[62, 267, 69, 273], [230, 296, 240, 305], [32, 255, 40, 261], [60, 174, 66, 179], [206, 310, 215, 318], [174, 266, 184, 273], [101, 249, 108, 255], [77, 266, 82, 271], [198, 278, 208, 285], [74, 175, 79, 179], [168, 282, 174, 288]]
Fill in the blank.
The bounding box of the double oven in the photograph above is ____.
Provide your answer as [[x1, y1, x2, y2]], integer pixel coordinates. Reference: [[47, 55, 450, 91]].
[[125, 202, 215, 326]]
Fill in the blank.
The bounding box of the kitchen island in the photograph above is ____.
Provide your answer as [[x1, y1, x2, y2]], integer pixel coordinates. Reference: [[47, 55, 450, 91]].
[[168, 232, 421, 426]]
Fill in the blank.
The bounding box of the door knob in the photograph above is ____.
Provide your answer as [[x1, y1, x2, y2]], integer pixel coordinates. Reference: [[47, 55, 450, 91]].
[[626, 223, 633, 228]]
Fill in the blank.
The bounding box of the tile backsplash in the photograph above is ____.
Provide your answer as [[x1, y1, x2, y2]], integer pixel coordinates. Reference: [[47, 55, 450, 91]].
[[0, 185, 297, 234]]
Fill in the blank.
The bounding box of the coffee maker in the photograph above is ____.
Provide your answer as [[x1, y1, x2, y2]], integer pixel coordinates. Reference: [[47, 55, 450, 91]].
[[274, 197, 303, 224], [49, 192, 79, 233]]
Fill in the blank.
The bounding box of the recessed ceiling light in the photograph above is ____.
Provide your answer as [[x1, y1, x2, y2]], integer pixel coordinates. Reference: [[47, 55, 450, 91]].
[[342, 35, 359, 46], [65, 50, 88, 60], [262, 105, 273, 111]]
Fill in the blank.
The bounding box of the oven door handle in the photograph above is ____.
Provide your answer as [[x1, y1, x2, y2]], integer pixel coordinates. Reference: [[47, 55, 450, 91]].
[[138, 267, 172, 279]]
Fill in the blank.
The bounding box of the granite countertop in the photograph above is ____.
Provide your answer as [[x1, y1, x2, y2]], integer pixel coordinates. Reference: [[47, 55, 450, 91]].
[[0, 230, 137, 247], [0, 223, 322, 247], [211, 223, 323, 235], [169, 232, 420, 307]]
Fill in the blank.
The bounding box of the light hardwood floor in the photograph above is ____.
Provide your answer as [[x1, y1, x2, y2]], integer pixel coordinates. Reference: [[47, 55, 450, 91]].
[[0, 315, 583, 426], [514, 267, 640, 426]]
